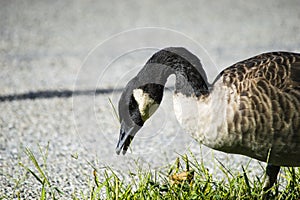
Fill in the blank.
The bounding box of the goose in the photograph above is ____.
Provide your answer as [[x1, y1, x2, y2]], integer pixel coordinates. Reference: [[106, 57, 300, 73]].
[[115, 47, 300, 192]]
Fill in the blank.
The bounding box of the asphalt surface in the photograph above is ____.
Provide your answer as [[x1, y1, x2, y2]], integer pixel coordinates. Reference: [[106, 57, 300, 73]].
[[1, 0, 300, 198]]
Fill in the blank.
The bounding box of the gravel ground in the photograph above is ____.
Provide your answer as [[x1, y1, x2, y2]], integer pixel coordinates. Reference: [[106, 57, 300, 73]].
[[1, 0, 300, 198]]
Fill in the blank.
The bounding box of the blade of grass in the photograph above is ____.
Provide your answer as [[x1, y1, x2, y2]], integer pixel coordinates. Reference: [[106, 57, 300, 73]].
[[24, 148, 50, 186], [38, 142, 50, 169], [93, 169, 100, 187], [108, 97, 120, 123], [215, 157, 233, 178], [19, 162, 43, 185], [40, 180, 46, 200], [242, 165, 251, 196]]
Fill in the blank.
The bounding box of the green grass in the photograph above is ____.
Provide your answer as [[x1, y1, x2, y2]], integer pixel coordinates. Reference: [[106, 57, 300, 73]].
[[19, 144, 64, 199], [3, 144, 300, 200]]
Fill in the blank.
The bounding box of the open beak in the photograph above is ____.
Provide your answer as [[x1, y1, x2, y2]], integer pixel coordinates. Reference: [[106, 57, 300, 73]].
[[116, 123, 135, 155]]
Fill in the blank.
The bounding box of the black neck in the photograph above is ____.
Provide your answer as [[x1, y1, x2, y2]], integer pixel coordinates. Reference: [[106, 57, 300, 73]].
[[137, 47, 209, 97]]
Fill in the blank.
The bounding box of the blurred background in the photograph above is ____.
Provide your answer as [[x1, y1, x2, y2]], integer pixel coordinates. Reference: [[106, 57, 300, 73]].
[[1, 0, 299, 197]]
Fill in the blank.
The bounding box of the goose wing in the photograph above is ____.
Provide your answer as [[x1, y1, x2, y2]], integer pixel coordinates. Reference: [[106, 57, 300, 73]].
[[217, 52, 300, 165]]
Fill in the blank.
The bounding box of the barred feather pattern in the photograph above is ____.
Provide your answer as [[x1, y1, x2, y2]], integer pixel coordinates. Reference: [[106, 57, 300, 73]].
[[221, 52, 300, 166]]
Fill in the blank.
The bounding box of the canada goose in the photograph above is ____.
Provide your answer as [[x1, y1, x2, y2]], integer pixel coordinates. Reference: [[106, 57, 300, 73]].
[[116, 47, 300, 192]]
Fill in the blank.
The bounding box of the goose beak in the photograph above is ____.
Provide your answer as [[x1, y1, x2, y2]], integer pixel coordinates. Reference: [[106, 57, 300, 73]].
[[116, 122, 137, 155]]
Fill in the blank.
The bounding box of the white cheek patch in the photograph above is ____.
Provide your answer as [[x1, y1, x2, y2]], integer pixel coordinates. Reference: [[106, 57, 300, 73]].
[[133, 89, 159, 121]]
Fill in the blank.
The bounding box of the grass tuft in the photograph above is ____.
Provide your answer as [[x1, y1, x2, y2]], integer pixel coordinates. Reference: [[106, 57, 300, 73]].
[[19, 146, 64, 199], [10, 145, 300, 200]]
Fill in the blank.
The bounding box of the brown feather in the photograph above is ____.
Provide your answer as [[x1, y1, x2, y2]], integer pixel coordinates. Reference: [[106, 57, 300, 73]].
[[219, 52, 300, 166]]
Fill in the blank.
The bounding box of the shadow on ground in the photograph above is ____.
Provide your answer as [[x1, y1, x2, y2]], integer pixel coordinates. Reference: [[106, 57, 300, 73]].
[[0, 88, 124, 102]]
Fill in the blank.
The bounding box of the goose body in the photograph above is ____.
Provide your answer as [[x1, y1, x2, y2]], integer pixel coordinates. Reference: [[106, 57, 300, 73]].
[[173, 52, 300, 166], [116, 47, 300, 192]]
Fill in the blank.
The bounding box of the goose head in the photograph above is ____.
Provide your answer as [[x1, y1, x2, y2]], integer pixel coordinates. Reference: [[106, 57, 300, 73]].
[[116, 81, 164, 155], [115, 47, 209, 155]]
